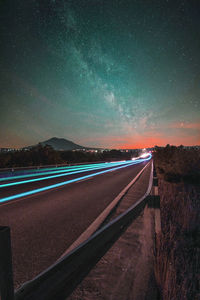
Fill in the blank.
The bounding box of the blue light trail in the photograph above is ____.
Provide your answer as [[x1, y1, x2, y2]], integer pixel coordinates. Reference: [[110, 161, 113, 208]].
[[0, 161, 134, 188], [0, 155, 152, 204], [0, 162, 112, 182]]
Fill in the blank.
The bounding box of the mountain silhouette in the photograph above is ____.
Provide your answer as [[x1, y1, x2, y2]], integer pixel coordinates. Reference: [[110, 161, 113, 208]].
[[39, 137, 98, 151]]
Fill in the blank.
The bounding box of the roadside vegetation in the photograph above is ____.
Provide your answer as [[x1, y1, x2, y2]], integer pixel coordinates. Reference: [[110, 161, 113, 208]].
[[154, 144, 200, 184], [0, 144, 139, 168], [154, 145, 200, 300]]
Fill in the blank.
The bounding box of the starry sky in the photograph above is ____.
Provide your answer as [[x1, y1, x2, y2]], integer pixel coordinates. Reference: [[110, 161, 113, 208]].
[[1, 0, 200, 149]]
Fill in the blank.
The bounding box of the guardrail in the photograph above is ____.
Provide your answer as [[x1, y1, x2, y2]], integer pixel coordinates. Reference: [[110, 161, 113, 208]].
[[0, 164, 69, 173], [0, 158, 146, 173], [0, 161, 107, 173], [0, 162, 153, 300]]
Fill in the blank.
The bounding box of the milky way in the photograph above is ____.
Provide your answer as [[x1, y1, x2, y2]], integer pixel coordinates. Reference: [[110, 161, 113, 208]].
[[0, 0, 200, 148]]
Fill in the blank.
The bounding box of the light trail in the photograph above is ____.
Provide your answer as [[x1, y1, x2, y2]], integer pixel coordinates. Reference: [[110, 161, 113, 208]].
[[0, 162, 112, 182], [0, 161, 134, 188], [0, 160, 135, 182], [0, 154, 151, 204], [0, 163, 112, 183]]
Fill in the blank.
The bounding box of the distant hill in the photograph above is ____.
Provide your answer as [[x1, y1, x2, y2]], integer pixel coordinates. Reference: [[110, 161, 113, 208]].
[[39, 137, 100, 151], [39, 137, 85, 151]]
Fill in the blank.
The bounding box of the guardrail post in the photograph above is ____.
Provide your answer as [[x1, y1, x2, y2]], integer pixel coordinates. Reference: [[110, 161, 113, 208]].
[[0, 227, 14, 300], [152, 168, 161, 233]]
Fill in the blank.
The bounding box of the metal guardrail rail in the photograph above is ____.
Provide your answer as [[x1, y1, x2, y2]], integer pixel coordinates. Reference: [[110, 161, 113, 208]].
[[0, 161, 153, 300], [0, 161, 107, 173]]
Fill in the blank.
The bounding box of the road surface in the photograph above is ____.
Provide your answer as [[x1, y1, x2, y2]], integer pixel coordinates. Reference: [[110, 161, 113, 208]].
[[0, 159, 150, 289]]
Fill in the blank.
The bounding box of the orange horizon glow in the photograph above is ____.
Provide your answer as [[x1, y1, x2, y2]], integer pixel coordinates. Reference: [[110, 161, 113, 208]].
[[1, 133, 199, 150], [118, 140, 200, 149]]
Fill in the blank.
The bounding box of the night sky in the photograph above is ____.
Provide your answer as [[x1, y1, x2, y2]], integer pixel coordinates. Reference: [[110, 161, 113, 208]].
[[1, 0, 200, 149]]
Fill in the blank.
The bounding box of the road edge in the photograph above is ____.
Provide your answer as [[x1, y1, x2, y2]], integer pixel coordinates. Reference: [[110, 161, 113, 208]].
[[60, 160, 152, 257]]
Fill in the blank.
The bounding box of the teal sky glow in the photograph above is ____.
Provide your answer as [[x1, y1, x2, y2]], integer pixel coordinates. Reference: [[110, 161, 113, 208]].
[[0, 0, 200, 148]]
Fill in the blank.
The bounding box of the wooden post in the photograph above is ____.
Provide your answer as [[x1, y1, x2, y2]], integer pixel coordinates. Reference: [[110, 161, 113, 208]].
[[0, 226, 14, 300]]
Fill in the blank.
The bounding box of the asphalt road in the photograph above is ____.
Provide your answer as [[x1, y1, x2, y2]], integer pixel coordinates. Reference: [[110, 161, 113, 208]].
[[0, 161, 149, 289]]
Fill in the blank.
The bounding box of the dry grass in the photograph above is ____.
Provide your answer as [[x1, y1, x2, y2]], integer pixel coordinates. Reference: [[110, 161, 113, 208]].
[[154, 146, 200, 299], [154, 145, 200, 183]]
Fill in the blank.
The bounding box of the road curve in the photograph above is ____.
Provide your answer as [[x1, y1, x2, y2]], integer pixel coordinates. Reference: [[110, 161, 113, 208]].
[[0, 160, 150, 289]]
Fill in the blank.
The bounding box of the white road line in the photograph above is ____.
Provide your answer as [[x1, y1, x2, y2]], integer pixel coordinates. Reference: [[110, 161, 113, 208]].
[[60, 161, 151, 257]]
